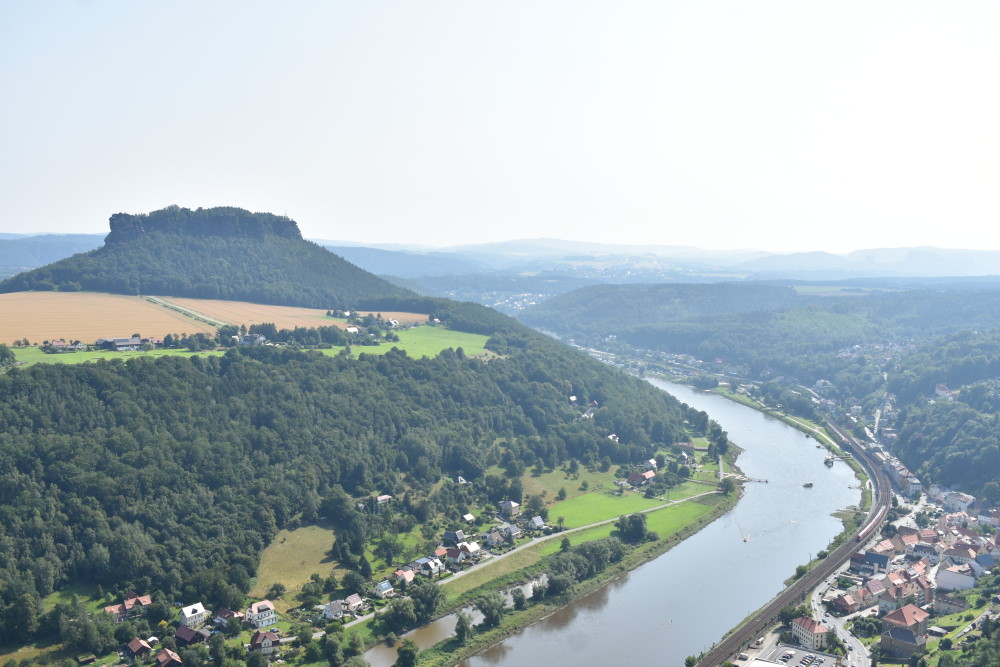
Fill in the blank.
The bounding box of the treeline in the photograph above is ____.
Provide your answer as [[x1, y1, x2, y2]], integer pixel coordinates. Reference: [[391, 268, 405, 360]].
[[0, 330, 700, 641]]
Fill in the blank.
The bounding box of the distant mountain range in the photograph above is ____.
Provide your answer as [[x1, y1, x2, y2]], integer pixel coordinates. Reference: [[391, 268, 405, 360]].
[[4, 228, 999, 313]]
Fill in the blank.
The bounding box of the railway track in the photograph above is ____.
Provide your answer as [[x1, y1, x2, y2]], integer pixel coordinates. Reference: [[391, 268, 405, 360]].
[[696, 421, 891, 667]]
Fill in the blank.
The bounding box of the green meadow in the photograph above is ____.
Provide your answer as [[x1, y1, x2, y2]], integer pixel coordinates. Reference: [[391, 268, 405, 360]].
[[12, 326, 489, 366]]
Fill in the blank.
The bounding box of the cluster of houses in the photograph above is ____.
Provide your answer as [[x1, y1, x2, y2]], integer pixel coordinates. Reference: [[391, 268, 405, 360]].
[[319, 500, 550, 625], [108, 593, 284, 663], [819, 515, 1000, 659]]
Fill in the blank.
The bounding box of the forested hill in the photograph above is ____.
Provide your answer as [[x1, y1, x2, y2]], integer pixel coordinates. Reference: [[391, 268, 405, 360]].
[[0, 206, 416, 310], [0, 330, 698, 624], [519, 282, 1000, 374]]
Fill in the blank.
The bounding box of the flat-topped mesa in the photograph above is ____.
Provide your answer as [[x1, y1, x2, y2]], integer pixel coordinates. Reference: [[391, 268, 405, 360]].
[[105, 205, 302, 245]]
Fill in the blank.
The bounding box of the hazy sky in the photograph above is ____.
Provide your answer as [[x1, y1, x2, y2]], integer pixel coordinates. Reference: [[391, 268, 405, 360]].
[[2, 2, 998, 252]]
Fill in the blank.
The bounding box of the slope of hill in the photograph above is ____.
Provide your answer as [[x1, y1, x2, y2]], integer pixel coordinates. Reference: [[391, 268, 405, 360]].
[[0, 206, 415, 310], [0, 206, 717, 650], [0, 233, 104, 279]]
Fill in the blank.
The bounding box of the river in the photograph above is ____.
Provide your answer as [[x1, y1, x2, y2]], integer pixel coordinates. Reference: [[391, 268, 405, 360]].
[[369, 380, 861, 667]]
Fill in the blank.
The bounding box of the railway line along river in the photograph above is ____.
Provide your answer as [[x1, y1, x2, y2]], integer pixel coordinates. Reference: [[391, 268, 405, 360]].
[[457, 379, 862, 667]]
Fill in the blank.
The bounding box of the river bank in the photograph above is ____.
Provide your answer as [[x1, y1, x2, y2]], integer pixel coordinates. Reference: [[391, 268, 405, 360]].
[[415, 489, 740, 666]]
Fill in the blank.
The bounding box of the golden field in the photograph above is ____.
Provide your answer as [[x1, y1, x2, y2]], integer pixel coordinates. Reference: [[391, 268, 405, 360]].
[[0, 291, 430, 345], [0, 292, 216, 345]]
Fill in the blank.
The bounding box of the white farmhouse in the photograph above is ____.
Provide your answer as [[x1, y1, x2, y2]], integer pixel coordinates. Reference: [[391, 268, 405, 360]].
[[178, 602, 209, 628]]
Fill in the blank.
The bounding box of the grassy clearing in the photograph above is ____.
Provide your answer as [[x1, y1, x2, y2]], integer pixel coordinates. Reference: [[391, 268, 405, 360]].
[[522, 465, 620, 502], [318, 327, 489, 360], [549, 479, 709, 528], [15, 325, 488, 367], [250, 524, 341, 611]]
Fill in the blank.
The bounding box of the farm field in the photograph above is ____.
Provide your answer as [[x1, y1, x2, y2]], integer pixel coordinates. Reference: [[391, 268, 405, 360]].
[[0, 291, 216, 345], [160, 296, 427, 330]]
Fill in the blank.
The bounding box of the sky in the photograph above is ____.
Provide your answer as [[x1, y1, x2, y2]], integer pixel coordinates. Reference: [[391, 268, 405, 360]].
[[2, 2, 999, 253]]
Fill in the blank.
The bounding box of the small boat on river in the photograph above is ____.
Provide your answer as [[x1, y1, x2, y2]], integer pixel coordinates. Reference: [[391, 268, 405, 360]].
[[803, 482, 814, 488]]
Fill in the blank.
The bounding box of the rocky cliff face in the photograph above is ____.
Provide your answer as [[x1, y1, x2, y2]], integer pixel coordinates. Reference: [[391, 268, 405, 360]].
[[105, 206, 302, 245]]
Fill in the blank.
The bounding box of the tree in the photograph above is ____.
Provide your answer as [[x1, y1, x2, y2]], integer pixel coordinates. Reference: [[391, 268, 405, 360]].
[[511, 588, 528, 610], [342, 571, 366, 596], [778, 605, 808, 626], [209, 633, 227, 666], [393, 639, 419, 667], [685, 657, 698, 667], [560, 537, 571, 552], [614, 513, 648, 543], [455, 610, 472, 644], [246, 653, 268, 667], [720, 477, 737, 495], [475, 590, 507, 628], [382, 598, 417, 633], [557, 487, 567, 501], [409, 579, 444, 623], [344, 631, 366, 657], [266, 582, 287, 599]]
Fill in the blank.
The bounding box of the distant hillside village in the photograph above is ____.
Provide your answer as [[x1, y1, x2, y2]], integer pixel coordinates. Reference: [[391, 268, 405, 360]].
[[771, 480, 1000, 663]]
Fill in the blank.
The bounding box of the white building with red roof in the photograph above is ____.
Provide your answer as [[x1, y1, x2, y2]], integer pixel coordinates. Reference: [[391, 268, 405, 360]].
[[245, 600, 277, 628], [791, 616, 830, 650]]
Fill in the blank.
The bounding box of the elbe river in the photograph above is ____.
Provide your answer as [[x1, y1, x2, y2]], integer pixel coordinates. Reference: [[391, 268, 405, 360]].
[[370, 379, 862, 666]]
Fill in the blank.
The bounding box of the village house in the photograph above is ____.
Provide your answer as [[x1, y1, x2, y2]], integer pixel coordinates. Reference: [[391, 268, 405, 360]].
[[880, 604, 929, 659], [374, 580, 395, 599], [463, 513, 475, 524], [126, 638, 152, 660], [499, 500, 520, 517], [178, 602, 209, 628], [155, 648, 183, 667], [458, 541, 483, 560], [249, 629, 281, 656], [484, 530, 505, 549], [443, 529, 467, 546], [419, 557, 444, 578], [394, 567, 416, 585], [497, 522, 522, 540], [909, 542, 944, 564], [321, 599, 348, 620], [791, 616, 829, 650], [832, 593, 858, 615], [174, 625, 210, 647], [213, 608, 244, 628], [104, 592, 153, 624], [937, 563, 978, 591], [344, 593, 365, 614], [245, 600, 277, 628], [529, 516, 546, 531], [627, 470, 656, 486]]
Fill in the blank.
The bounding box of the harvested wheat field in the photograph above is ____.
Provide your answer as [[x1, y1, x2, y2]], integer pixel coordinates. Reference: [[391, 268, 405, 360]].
[[159, 296, 427, 330], [0, 292, 216, 345]]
